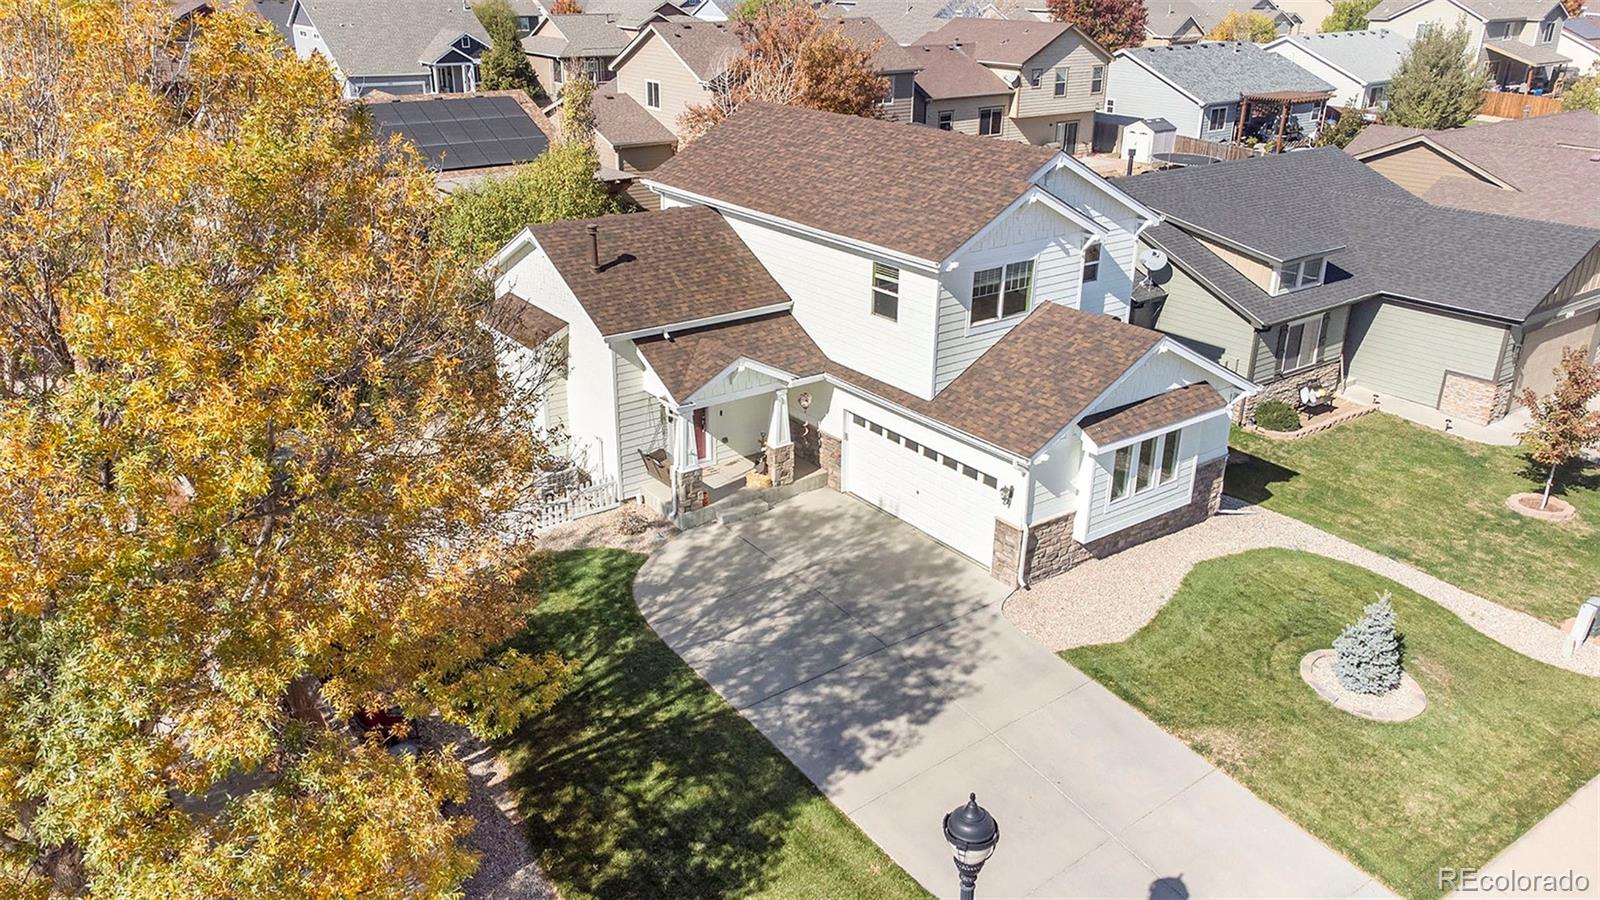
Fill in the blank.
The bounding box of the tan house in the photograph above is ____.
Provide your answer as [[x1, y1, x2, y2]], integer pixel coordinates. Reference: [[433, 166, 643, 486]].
[[1344, 110, 1600, 229], [522, 14, 633, 97], [1365, 0, 1569, 91], [910, 18, 1113, 153]]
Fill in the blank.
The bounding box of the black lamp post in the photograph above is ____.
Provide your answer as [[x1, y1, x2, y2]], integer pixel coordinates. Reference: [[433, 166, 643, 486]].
[[942, 792, 999, 900]]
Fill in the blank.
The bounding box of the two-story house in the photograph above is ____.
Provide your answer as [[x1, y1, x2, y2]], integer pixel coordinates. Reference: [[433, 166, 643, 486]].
[[1142, 0, 1302, 46], [1120, 148, 1600, 427], [1366, 0, 1569, 91], [521, 14, 634, 96], [483, 103, 1255, 585], [1263, 29, 1409, 109], [287, 0, 546, 97], [909, 18, 1113, 152], [1107, 41, 1334, 142]]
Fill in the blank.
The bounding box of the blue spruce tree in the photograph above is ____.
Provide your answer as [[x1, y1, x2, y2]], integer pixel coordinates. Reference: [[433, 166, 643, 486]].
[[1334, 593, 1402, 694]]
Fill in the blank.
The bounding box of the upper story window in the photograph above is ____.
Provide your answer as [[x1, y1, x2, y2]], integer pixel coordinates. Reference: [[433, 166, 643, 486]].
[[1030, 67, 1044, 87], [1206, 106, 1227, 132], [937, 110, 953, 130], [1110, 427, 1182, 502], [1054, 68, 1067, 96], [1276, 255, 1325, 292], [871, 262, 899, 321], [645, 80, 661, 108], [1539, 20, 1556, 42], [1279, 314, 1323, 373], [970, 260, 1034, 325], [1488, 20, 1524, 38], [1082, 243, 1101, 283], [978, 106, 1004, 136], [1091, 65, 1105, 93]]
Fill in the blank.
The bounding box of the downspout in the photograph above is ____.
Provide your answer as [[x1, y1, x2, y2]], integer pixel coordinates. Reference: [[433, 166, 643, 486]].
[[1014, 461, 1037, 590]]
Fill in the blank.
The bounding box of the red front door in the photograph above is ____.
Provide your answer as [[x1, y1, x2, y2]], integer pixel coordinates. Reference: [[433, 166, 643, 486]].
[[693, 408, 708, 461]]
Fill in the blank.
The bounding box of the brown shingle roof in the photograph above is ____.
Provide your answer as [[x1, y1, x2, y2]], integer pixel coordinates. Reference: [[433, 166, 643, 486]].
[[530, 206, 790, 336], [593, 82, 677, 148], [1080, 383, 1226, 446], [909, 43, 1013, 99], [632, 304, 1168, 456], [483, 292, 567, 348], [647, 16, 741, 81], [647, 103, 1057, 261], [915, 17, 1085, 67], [828, 16, 923, 73]]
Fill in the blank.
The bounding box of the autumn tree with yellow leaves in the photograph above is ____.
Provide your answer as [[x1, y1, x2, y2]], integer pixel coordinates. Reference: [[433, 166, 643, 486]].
[[0, 1, 569, 895]]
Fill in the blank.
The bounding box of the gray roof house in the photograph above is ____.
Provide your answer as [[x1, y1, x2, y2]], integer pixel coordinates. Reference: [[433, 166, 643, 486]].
[[1142, 0, 1300, 45], [827, 0, 1004, 45], [1365, 0, 1568, 91], [1106, 41, 1334, 143], [1119, 148, 1600, 425], [288, 0, 497, 97], [1263, 29, 1409, 108]]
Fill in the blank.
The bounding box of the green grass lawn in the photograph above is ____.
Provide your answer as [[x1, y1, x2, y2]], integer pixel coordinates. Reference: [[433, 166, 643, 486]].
[[1065, 549, 1600, 900], [497, 548, 928, 900], [1228, 414, 1599, 625]]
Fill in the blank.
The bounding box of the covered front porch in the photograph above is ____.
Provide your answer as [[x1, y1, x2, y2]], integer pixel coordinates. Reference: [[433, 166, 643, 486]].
[[1483, 40, 1569, 94]]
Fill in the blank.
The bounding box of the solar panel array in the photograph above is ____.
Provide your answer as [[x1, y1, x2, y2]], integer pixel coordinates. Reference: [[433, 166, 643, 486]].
[[369, 95, 549, 172]]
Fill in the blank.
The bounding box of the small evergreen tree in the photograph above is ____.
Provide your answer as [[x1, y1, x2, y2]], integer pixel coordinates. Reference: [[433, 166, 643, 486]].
[[475, 0, 543, 99], [1320, 0, 1379, 32], [1386, 22, 1487, 128], [1334, 593, 1403, 695]]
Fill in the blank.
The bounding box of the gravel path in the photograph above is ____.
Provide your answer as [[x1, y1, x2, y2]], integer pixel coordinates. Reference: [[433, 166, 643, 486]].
[[422, 719, 558, 900], [1004, 497, 1600, 677]]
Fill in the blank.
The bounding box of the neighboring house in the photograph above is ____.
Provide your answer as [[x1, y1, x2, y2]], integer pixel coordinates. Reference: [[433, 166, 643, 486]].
[[1142, 0, 1301, 46], [288, 0, 497, 97], [1264, 29, 1409, 108], [910, 18, 1113, 152], [1559, 14, 1600, 74], [1121, 148, 1600, 427], [519, 0, 685, 32], [1343, 110, 1600, 228], [609, 17, 741, 136], [522, 14, 633, 96], [832, 16, 927, 123], [1366, 0, 1569, 91], [588, 81, 681, 208], [483, 103, 1255, 585], [1107, 41, 1333, 141], [829, 0, 1006, 45], [680, 0, 735, 20], [363, 92, 554, 193]]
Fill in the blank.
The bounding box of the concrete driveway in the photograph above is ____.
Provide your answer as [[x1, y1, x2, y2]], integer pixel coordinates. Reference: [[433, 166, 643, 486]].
[[634, 491, 1386, 899]]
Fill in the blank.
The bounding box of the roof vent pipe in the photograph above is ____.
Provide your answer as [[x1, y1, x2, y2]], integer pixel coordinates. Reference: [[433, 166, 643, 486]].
[[587, 223, 601, 272]]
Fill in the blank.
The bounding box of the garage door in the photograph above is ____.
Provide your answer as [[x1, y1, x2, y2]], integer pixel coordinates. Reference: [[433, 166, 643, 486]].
[[842, 412, 997, 567], [1517, 311, 1599, 399]]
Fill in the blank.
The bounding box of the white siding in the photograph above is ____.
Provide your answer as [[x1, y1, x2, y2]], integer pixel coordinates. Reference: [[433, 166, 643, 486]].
[[1087, 348, 1216, 413], [492, 244, 620, 482], [1264, 41, 1371, 108], [1105, 57, 1203, 137], [1037, 164, 1144, 322], [1029, 428, 1082, 522], [1078, 412, 1228, 542], [721, 213, 942, 399], [1371, 1, 1486, 49], [614, 344, 670, 498]]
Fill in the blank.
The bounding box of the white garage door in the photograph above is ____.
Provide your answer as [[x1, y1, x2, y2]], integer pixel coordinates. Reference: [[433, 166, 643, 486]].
[[842, 412, 998, 567]]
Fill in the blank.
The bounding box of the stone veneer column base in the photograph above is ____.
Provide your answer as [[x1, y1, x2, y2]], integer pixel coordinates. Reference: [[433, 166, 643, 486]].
[[766, 443, 795, 486], [676, 467, 705, 513], [1009, 457, 1229, 585], [1439, 371, 1511, 425], [819, 432, 842, 491], [1242, 359, 1344, 423], [991, 519, 1023, 586]]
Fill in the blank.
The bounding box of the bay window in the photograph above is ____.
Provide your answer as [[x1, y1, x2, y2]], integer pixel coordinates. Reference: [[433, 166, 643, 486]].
[[1109, 426, 1185, 503]]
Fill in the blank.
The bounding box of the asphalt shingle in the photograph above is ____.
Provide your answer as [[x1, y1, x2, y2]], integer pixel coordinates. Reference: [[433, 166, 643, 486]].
[[1115, 41, 1334, 105]]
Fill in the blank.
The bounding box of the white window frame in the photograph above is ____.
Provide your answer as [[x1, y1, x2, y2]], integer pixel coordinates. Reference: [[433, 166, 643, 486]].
[[1539, 20, 1556, 42], [1108, 427, 1184, 505], [871, 262, 899, 321], [1206, 105, 1227, 132], [1274, 255, 1325, 293], [937, 109, 953, 130], [1090, 65, 1105, 93], [1081, 242, 1101, 284], [645, 80, 661, 108], [968, 260, 1034, 327], [1054, 67, 1067, 96], [1103, 98, 1115, 113], [1030, 67, 1044, 87], [978, 106, 1004, 136], [1278, 314, 1323, 374]]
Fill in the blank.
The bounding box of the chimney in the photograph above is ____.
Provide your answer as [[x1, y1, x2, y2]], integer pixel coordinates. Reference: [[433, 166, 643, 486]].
[[587, 223, 601, 272]]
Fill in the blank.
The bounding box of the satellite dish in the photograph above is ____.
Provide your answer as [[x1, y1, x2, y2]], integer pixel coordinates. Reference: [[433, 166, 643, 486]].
[[1139, 248, 1169, 272]]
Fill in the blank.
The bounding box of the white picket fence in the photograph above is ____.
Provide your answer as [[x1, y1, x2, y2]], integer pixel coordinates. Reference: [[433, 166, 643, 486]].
[[532, 477, 620, 532]]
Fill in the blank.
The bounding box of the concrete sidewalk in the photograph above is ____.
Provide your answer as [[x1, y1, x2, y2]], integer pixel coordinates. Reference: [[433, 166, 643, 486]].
[[635, 491, 1385, 899], [1463, 776, 1600, 900]]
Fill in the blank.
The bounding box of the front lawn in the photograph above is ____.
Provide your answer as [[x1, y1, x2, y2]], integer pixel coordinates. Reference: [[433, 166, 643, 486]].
[[1065, 549, 1600, 900], [498, 548, 928, 900], [1228, 414, 1599, 625]]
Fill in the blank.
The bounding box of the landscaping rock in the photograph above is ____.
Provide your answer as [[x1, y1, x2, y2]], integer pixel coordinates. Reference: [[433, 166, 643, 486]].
[[1301, 649, 1426, 722], [1505, 493, 1578, 523]]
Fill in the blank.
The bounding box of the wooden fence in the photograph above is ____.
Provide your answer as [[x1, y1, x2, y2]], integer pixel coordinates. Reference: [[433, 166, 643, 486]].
[[1171, 135, 1260, 161], [1478, 91, 1564, 120]]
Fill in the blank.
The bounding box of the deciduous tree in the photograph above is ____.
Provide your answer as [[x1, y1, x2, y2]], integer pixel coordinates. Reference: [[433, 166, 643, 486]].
[[549, 0, 583, 13], [1320, 0, 1379, 32], [1562, 73, 1600, 112], [0, 1, 569, 894], [1045, 0, 1148, 53], [680, 0, 888, 139], [1517, 347, 1600, 509], [476, 0, 545, 99], [1206, 10, 1279, 41], [1315, 108, 1366, 147], [1386, 22, 1487, 128]]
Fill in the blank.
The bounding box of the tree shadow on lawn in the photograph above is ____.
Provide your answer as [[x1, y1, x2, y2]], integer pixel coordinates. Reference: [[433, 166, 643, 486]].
[[1513, 454, 1600, 499], [494, 547, 932, 900], [1222, 448, 1299, 505]]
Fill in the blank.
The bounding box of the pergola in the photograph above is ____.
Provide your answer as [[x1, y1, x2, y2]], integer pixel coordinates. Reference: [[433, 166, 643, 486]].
[[1234, 90, 1334, 153]]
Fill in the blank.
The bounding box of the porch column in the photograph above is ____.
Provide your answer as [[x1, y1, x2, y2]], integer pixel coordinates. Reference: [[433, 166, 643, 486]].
[[672, 405, 704, 512], [764, 389, 795, 486]]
